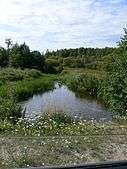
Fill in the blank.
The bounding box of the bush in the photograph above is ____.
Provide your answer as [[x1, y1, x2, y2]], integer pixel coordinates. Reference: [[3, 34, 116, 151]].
[[0, 68, 42, 82], [63, 50, 127, 116], [0, 97, 22, 122], [101, 51, 127, 115], [64, 73, 100, 96], [14, 76, 55, 100]]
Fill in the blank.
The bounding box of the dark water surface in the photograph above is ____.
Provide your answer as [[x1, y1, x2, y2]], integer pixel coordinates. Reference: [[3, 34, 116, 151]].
[[21, 83, 112, 122]]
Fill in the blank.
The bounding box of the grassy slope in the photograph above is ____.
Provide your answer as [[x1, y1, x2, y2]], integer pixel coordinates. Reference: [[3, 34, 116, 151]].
[[0, 76, 55, 98], [0, 68, 57, 121], [0, 68, 57, 101]]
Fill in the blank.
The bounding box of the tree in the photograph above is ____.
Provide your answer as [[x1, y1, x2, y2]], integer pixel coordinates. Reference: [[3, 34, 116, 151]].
[[118, 28, 127, 49], [0, 47, 8, 67], [30, 51, 45, 69], [9, 43, 23, 67], [9, 42, 45, 70], [9, 43, 31, 68], [5, 38, 12, 49]]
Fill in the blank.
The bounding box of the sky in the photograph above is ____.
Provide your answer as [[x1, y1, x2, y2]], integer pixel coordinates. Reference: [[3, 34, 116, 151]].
[[0, 0, 127, 51]]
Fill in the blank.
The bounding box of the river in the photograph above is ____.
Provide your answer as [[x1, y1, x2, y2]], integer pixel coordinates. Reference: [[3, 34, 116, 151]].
[[21, 82, 112, 122]]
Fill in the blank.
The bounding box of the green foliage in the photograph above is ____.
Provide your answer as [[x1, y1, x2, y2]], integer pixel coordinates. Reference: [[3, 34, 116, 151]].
[[0, 47, 9, 67], [0, 68, 42, 82], [0, 98, 22, 122], [102, 50, 127, 115], [118, 28, 127, 49], [9, 43, 30, 68], [45, 47, 115, 69], [45, 58, 60, 67], [0, 41, 46, 71], [0, 68, 56, 121], [62, 48, 127, 115], [14, 76, 55, 100], [43, 63, 58, 74], [47, 113, 73, 126], [0, 38, 116, 72], [0, 75, 56, 101], [60, 28, 127, 115], [0, 112, 127, 136], [64, 74, 100, 96], [31, 51, 45, 69]]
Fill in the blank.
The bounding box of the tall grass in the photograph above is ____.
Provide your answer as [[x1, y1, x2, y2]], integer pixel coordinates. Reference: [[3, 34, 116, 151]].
[[61, 72, 124, 115], [0, 68, 42, 82], [14, 76, 56, 100], [0, 68, 56, 121], [61, 73, 102, 97]]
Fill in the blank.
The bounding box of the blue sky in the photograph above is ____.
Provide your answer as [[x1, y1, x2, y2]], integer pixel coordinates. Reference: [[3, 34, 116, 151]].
[[0, 0, 127, 51]]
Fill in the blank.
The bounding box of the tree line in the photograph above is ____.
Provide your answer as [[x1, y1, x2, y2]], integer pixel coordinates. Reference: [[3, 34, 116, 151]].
[[0, 28, 127, 72], [0, 39, 117, 72], [45, 47, 116, 69], [0, 39, 56, 73]]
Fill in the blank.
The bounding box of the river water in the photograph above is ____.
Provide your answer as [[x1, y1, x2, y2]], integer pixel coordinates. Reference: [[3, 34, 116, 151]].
[[21, 82, 112, 122]]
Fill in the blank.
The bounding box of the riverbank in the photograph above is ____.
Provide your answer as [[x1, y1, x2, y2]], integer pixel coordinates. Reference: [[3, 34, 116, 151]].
[[0, 68, 57, 121], [0, 67, 125, 122], [60, 69, 123, 116], [0, 113, 127, 136], [0, 113, 127, 168]]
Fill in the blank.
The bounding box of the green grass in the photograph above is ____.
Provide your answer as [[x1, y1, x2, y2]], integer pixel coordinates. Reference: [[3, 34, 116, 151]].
[[14, 75, 56, 100], [0, 113, 127, 136], [60, 73, 102, 98], [0, 74, 56, 99], [0, 68, 57, 121], [61, 68, 106, 79], [60, 69, 125, 115], [0, 68, 43, 82]]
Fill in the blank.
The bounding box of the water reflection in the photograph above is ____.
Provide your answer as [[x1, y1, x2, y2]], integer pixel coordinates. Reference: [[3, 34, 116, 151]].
[[21, 83, 112, 122]]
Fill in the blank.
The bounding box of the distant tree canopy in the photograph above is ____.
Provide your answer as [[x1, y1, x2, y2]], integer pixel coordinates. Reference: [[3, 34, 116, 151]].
[[9, 43, 30, 68], [9, 43, 45, 69], [0, 39, 117, 72], [1, 29, 127, 73], [44, 47, 116, 69], [45, 47, 115, 59], [0, 40, 58, 73], [0, 41, 47, 72]]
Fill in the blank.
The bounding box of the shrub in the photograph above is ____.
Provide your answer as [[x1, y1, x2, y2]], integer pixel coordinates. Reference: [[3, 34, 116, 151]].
[[0, 68, 42, 82], [63, 73, 100, 96], [0, 97, 22, 122]]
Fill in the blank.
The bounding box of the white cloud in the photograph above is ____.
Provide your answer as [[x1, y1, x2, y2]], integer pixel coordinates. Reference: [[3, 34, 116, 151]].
[[0, 0, 126, 51]]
